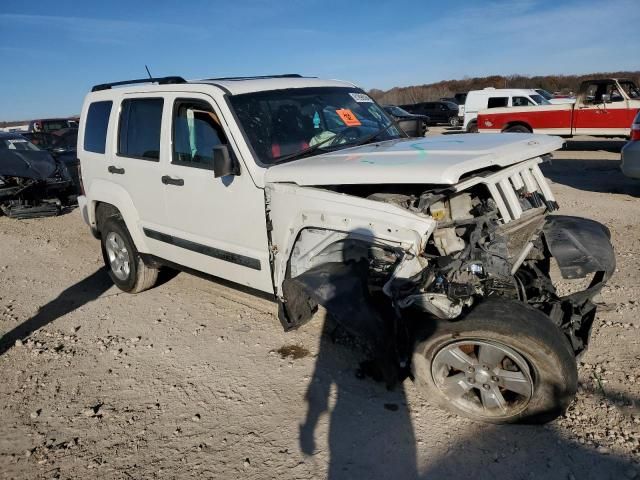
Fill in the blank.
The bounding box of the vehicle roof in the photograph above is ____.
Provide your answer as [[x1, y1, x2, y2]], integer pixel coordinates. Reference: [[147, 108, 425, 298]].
[[29, 118, 72, 122], [467, 88, 541, 96], [90, 76, 358, 97]]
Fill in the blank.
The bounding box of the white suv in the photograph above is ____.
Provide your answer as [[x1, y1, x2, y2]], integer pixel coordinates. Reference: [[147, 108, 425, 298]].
[[78, 74, 614, 424], [463, 88, 550, 132]]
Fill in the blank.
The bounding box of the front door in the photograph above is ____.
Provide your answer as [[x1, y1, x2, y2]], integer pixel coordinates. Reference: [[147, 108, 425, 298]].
[[156, 93, 273, 293], [573, 81, 632, 136]]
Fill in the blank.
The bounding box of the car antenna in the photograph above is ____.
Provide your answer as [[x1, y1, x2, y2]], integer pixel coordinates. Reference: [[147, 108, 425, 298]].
[[145, 65, 153, 80]]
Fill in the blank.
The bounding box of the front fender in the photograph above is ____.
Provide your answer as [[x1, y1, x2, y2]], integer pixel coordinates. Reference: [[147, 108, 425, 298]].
[[542, 215, 615, 280]]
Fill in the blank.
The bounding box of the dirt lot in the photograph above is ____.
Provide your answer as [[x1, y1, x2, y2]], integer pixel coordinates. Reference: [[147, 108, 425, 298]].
[[1, 133, 639, 479]]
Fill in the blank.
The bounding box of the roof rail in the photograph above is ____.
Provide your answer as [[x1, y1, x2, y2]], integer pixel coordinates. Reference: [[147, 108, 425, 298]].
[[91, 76, 187, 92], [203, 74, 304, 81]]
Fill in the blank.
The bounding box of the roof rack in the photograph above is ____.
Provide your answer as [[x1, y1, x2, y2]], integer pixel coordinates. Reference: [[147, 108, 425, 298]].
[[91, 76, 187, 92], [203, 74, 304, 81]]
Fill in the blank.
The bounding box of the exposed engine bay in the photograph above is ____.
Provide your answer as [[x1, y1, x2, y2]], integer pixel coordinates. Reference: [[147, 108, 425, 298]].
[[0, 134, 76, 219], [279, 158, 615, 362]]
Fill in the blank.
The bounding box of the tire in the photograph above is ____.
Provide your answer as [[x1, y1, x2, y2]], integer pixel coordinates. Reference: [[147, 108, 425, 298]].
[[449, 116, 460, 127], [411, 299, 577, 424], [467, 122, 478, 133], [100, 216, 158, 293], [504, 125, 531, 133]]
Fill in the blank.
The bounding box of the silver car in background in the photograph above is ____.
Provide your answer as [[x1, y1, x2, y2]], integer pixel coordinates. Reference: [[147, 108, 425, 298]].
[[621, 110, 640, 179]]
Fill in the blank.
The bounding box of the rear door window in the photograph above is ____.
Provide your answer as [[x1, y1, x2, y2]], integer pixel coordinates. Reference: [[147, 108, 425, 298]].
[[84, 101, 112, 154], [488, 97, 509, 108], [118, 98, 164, 160], [512, 96, 535, 107]]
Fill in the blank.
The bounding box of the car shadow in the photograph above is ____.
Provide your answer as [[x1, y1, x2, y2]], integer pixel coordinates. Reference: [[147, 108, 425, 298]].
[[421, 417, 636, 479], [542, 158, 640, 196], [562, 139, 627, 153], [0, 268, 112, 356]]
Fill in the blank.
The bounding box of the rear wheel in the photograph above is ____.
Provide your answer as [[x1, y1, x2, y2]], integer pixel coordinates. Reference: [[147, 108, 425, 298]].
[[411, 299, 577, 424], [504, 125, 531, 133], [467, 121, 478, 133], [100, 217, 158, 293], [449, 116, 460, 127]]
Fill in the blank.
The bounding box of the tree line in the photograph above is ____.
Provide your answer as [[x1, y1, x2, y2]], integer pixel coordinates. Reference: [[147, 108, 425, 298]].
[[369, 71, 640, 105]]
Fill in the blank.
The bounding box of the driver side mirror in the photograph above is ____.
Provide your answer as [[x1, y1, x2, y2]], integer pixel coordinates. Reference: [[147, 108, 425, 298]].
[[212, 145, 239, 178], [601, 94, 611, 104]]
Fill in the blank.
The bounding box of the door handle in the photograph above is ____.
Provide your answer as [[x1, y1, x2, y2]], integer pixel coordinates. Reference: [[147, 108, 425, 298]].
[[161, 175, 184, 186], [108, 165, 125, 175]]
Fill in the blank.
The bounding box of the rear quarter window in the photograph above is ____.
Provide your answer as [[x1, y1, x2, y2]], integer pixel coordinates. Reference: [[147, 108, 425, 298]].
[[84, 101, 113, 154], [488, 97, 508, 108]]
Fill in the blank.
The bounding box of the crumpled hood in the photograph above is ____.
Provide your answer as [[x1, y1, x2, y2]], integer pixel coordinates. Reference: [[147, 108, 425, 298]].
[[264, 133, 564, 186], [0, 149, 57, 180]]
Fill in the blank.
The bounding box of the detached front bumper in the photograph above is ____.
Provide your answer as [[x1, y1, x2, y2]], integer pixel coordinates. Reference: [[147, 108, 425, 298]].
[[543, 215, 616, 354]]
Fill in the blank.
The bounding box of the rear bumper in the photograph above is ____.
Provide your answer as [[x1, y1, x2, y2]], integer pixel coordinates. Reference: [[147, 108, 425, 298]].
[[78, 195, 99, 238]]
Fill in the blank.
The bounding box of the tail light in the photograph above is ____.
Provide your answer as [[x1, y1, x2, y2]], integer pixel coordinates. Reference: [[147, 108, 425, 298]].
[[631, 122, 640, 141]]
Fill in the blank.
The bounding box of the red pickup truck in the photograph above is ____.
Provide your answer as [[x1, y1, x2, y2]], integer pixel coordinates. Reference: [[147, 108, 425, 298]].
[[477, 78, 640, 137]]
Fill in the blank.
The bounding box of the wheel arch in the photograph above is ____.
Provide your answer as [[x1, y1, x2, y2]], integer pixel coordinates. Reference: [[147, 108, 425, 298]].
[[502, 121, 533, 133], [86, 180, 150, 252]]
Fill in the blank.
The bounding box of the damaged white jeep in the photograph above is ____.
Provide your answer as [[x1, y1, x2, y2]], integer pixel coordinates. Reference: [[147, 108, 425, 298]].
[[78, 75, 615, 424]]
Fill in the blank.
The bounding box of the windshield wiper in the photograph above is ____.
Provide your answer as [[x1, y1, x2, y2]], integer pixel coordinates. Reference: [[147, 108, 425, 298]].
[[347, 122, 402, 148]]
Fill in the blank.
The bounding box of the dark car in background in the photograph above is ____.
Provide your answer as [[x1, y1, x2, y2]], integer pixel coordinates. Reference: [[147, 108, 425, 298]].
[[399, 101, 460, 127], [383, 105, 428, 137], [0, 132, 76, 218], [22, 128, 80, 193]]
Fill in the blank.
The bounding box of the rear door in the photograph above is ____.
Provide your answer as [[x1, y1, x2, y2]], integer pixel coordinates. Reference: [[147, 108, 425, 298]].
[[574, 81, 632, 136], [111, 94, 168, 239], [157, 93, 273, 293]]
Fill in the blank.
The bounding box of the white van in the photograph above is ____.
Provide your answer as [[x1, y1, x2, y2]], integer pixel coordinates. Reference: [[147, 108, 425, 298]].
[[463, 88, 550, 131]]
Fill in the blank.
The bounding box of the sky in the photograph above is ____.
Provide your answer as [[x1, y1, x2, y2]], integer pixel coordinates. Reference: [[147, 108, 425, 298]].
[[1, 0, 638, 121]]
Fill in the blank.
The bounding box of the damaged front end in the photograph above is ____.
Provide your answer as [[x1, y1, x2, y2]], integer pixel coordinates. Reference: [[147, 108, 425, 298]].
[[0, 140, 75, 219], [275, 156, 615, 361]]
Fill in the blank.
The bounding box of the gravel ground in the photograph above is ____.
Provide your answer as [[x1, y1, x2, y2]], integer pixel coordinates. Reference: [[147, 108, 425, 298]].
[[1, 132, 639, 479]]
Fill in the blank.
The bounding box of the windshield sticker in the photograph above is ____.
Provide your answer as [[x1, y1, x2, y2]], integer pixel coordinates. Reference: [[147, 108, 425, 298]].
[[313, 111, 321, 129], [349, 92, 373, 103], [336, 108, 361, 126]]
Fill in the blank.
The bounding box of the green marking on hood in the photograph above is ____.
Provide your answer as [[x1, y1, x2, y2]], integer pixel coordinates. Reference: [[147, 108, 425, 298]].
[[410, 143, 427, 157]]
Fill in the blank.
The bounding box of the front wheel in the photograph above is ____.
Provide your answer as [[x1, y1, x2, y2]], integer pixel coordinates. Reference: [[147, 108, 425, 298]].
[[449, 116, 460, 127], [100, 217, 158, 293], [411, 299, 577, 424]]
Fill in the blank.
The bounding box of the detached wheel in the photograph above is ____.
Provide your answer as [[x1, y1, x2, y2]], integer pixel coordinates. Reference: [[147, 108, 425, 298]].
[[504, 125, 531, 133], [411, 300, 577, 424], [449, 116, 460, 127], [100, 217, 158, 293]]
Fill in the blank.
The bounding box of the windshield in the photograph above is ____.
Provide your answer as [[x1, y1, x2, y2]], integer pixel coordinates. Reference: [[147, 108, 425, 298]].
[[535, 89, 554, 100], [619, 81, 640, 99], [0, 137, 41, 151], [530, 94, 551, 105], [386, 106, 412, 116], [229, 87, 402, 165], [41, 121, 69, 132]]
